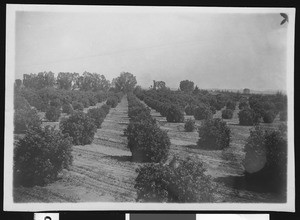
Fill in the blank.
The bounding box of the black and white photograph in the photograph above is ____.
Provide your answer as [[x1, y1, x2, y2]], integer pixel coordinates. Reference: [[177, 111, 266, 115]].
[[195, 214, 269, 220], [4, 5, 295, 211], [128, 213, 270, 220]]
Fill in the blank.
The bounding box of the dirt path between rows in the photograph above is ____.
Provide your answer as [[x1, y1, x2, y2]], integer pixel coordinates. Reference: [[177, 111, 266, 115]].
[[140, 101, 281, 203], [14, 96, 139, 203], [14, 96, 283, 203]]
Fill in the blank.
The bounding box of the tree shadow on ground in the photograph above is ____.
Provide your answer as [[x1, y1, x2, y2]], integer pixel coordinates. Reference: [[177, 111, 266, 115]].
[[227, 122, 251, 127], [104, 155, 132, 162], [215, 174, 286, 198], [185, 144, 222, 151], [118, 122, 129, 126], [185, 144, 199, 150]]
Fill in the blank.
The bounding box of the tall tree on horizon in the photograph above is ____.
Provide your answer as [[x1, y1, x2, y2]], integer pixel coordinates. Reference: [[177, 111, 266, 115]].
[[179, 80, 194, 93], [112, 72, 137, 93]]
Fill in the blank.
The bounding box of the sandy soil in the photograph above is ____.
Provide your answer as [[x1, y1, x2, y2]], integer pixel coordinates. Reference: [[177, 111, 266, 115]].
[[141, 101, 285, 203], [14, 98, 285, 203], [14, 96, 139, 203]]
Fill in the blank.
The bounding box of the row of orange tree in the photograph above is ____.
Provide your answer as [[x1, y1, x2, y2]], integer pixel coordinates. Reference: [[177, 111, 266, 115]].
[[124, 92, 216, 202], [132, 80, 288, 199], [13, 72, 133, 187], [134, 82, 240, 122]]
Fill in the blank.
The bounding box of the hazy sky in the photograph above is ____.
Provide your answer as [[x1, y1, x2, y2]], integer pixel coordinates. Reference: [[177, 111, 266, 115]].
[[15, 9, 288, 91]]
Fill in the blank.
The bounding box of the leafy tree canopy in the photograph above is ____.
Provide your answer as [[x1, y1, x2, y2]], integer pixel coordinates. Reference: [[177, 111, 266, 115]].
[[23, 71, 56, 90], [179, 80, 194, 93], [56, 72, 79, 90], [112, 72, 137, 93], [77, 71, 110, 92]]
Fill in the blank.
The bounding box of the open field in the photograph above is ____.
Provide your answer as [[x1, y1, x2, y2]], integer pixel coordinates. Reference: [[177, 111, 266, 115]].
[[10, 9, 292, 209], [14, 96, 139, 202], [140, 101, 285, 203], [14, 96, 285, 203]]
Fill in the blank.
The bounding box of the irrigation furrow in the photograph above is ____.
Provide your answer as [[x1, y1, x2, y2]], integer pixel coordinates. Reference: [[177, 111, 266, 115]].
[[14, 95, 139, 203], [71, 165, 136, 194]]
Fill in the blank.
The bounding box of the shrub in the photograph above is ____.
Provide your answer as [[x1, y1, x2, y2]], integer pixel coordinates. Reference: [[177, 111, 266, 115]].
[[243, 126, 265, 174], [14, 109, 41, 134], [62, 103, 74, 114], [262, 110, 276, 123], [131, 111, 155, 125], [36, 87, 61, 111], [128, 93, 150, 114], [214, 101, 224, 111], [95, 91, 107, 103], [238, 108, 260, 126], [278, 123, 287, 134], [89, 97, 97, 106], [106, 96, 119, 108], [249, 96, 262, 110], [211, 97, 225, 111], [14, 126, 73, 186], [239, 101, 249, 110], [135, 157, 214, 202], [143, 96, 171, 117], [45, 106, 61, 122], [194, 104, 212, 120], [21, 88, 46, 111], [114, 92, 124, 102], [135, 92, 145, 101], [264, 129, 287, 191], [50, 98, 62, 108], [197, 118, 231, 150], [280, 110, 287, 121], [60, 111, 97, 145], [243, 127, 287, 193], [80, 98, 90, 108], [128, 103, 150, 119], [184, 119, 196, 132], [127, 93, 154, 123], [185, 105, 195, 116], [166, 105, 184, 123], [275, 101, 286, 112], [249, 97, 264, 117], [72, 101, 84, 111], [160, 103, 171, 117], [14, 94, 31, 110], [86, 92, 97, 106], [125, 118, 170, 163], [221, 109, 233, 119], [226, 100, 236, 110], [101, 104, 111, 115], [209, 105, 217, 115], [14, 79, 22, 91], [135, 163, 171, 202], [87, 107, 106, 128], [262, 101, 276, 111]]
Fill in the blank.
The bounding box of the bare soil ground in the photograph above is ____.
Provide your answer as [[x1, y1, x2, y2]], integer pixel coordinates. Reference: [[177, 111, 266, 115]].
[[14, 96, 139, 202], [141, 102, 285, 202], [14, 98, 285, 203]]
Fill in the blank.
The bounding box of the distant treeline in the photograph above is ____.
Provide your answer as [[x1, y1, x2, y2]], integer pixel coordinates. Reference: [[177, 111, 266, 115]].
[[15, 71, 137, 93]]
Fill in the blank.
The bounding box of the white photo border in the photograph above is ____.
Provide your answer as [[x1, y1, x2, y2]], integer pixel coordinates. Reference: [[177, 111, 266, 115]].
[[4, 4, 295, 212]]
